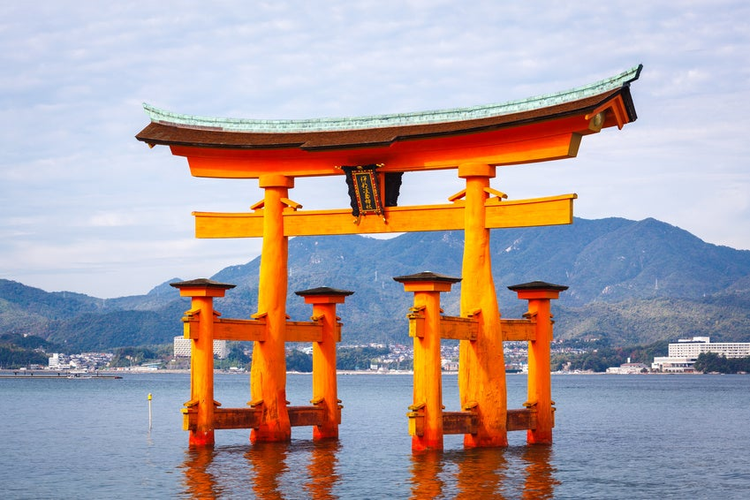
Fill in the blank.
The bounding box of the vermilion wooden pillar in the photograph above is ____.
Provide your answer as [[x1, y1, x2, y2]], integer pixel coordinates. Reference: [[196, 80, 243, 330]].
[[295, 287, 354, 440], [395, 271, 461, 451], [171, 278, 235, 447], [458, 163, 508, 448], [251, 174, 294, 442], [508, 281, 567, 445]]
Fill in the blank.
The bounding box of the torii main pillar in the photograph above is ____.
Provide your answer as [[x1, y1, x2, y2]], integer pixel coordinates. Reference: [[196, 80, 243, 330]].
[[458, 163, 507, 447], [250, 174, 294, 442]]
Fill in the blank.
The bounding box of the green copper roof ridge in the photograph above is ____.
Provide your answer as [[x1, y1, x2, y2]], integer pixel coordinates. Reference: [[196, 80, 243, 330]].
[[143, 64, 642, 133]]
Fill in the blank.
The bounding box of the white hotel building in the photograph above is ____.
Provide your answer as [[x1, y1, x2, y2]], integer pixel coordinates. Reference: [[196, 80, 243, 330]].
[[173, 337, 229, 359], [652, 337, 750, 372]]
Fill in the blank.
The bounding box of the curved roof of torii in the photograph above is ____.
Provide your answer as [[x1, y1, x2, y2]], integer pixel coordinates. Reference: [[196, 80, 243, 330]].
[[136, 65, 641, 153]]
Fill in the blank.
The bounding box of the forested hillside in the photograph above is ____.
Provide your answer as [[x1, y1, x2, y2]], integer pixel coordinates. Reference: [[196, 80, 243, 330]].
[[2, 217, 749, 351]]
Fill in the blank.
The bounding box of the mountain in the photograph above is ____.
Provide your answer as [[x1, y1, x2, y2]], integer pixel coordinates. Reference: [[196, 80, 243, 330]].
[[2, 217, 750, 351], [0, 278, 190, 351]]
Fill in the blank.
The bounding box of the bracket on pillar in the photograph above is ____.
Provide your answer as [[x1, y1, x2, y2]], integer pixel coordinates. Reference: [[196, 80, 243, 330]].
[[448, 189, 466, 203], [484, 186, 508, 203], [281, 197, 302, 211], [406, 402, 426, 437], [407, 305, 426, 338]]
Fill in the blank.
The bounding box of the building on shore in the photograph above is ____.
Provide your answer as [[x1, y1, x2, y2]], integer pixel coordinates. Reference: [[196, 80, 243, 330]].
[[173, 337, 228, 359], [606, 358, 650, 374], [650, 356, 697, 373], [47, 352, 114, 371], [652, 337, 750, 373], [48, 353, 69, 370]]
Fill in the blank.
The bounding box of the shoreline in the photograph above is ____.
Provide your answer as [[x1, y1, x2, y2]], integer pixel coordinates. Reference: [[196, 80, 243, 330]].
[[0, 370, 123, 379], [1, 368, 717, 378]]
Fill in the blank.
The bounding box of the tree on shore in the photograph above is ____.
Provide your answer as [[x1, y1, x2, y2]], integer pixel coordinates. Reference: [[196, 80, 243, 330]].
[[694, 352, 750, 374]]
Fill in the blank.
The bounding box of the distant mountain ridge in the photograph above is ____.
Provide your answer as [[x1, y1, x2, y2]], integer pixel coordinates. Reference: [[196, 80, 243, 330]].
[[2, 217, 749, 351]]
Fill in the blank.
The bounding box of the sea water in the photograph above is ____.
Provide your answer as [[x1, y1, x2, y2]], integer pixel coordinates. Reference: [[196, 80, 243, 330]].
[[1, 373, 748, 499]]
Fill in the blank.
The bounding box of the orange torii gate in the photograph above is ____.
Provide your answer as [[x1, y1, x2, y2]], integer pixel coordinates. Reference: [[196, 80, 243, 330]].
[[137, 65, 642, 450]]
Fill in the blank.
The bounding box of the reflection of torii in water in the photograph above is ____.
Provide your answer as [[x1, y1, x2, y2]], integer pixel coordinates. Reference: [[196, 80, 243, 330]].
[[137, 65, 642, 450]]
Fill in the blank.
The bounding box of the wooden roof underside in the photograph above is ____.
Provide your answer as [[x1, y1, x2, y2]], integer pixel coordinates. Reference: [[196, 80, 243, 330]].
[[137, 87, 636, 152]]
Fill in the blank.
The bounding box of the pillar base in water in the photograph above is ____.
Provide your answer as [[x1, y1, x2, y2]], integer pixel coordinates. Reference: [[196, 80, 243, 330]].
[[527, 430, 553, 445], [464, 434, 508, 448], [251, 425, 292, 443], [189, 431, 215, 447], [412, 436, 444, 452], [313, 427, 339, 441]]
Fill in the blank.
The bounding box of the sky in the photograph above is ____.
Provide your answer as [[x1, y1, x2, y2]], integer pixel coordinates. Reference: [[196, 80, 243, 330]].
[[1, 1, 749, 298]]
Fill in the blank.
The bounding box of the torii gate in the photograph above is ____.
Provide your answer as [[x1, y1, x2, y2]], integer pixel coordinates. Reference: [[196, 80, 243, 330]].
[[137, 65, 641, 450]]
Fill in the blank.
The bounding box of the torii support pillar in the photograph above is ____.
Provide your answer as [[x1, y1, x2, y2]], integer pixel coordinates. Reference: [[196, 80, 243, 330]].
[[394, 271, 461, 451], [508, 281, 568, 445], [171, 278, 236, 447], [294, 286, 354, 440]]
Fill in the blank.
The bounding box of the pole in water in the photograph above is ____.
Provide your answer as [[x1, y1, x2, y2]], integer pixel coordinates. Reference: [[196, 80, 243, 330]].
[[148, 393, 153, 430]]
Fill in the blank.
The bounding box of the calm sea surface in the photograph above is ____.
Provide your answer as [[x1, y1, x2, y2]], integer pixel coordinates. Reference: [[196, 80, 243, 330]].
[[1, 373, 748, 499]]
